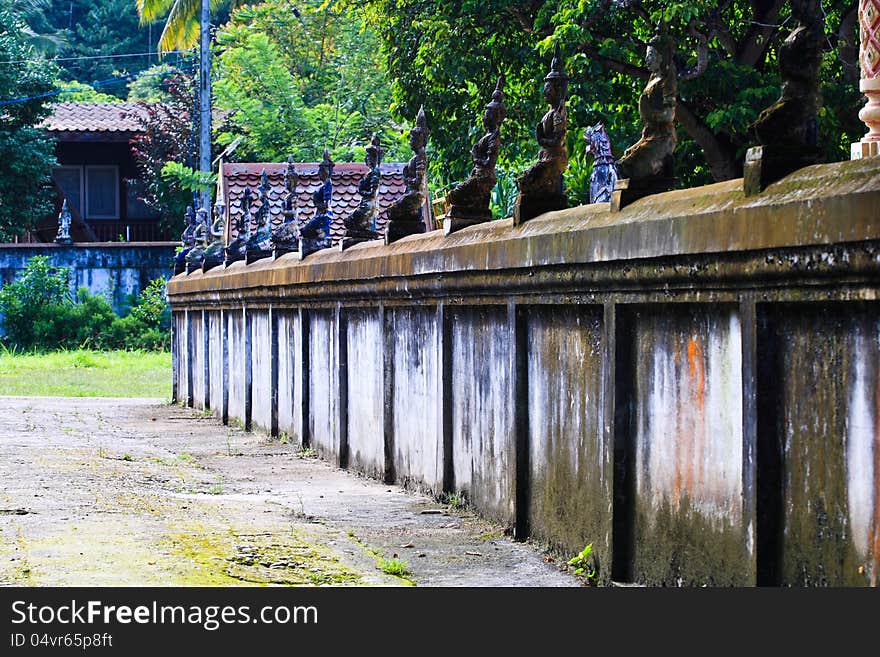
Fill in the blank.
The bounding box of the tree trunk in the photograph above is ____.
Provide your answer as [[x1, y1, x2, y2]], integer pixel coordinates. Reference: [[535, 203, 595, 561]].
[[676, 101, 740, 181]]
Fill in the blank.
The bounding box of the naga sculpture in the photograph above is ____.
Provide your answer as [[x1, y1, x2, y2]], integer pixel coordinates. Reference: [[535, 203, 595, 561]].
[[744, 0, 823, 194], [202, 197, 227, 271], [173, 205, 197, 274], [613, 26, 677, 210], [271, 156, 302, 257], [224, 187, 252, 265], [245, 169, 273, 263], [54, 199, 73, 245], [514, 44, 569, 224], [340, 134, 383, 250], [298, 148, 334, 259], [174, 205, 196, 274], [385, 106, 430, 244], [585, 123, 618, 204], [444, 75, 507, 235], [184, 205, 210, 272]]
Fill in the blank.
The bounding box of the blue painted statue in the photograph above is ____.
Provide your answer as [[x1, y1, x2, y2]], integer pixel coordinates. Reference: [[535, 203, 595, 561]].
[[245, 168, 273, 263], [298, 148, 334, 258], [173, 205, 197, 274], [585, 123, 618, 204]]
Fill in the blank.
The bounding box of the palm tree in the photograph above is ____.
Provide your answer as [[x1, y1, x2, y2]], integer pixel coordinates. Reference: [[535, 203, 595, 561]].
[[16, 0, 66, 55], [136, 0, 247, 52]]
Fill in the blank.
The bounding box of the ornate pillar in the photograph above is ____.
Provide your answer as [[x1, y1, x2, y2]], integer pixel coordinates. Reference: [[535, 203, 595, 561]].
[[853, 0, 880, 158]]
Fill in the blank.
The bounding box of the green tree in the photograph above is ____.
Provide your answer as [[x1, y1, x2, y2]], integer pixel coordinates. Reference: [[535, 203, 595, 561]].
[[213, 0, 409, 163], [355, 0, 862, 188], [63, 0, 157, 90], [0, 3, 58, 240]]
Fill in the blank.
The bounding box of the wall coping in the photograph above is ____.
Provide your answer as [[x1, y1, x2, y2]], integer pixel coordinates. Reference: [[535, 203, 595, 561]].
[[167, 157, 880, 301]]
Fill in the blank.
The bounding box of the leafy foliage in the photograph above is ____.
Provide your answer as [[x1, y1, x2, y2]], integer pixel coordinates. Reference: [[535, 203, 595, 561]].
[[129, 69, 201, 236], [213, 0, 409, 164], [0, 3, 58, 240], [0, 257, 170, 352], [355, 0, 863, 188], [57, 80, 123, 103], [24, 1, 158, 95]]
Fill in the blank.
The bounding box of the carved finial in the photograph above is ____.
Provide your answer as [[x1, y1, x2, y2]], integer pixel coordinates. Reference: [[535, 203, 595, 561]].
[[486, 74, 507, 124], [545, 43, 568, 81], [259, 168, 269, 199], [285, 155, 298, 192], [410, 105, 429, 151], [367, 133, 384, 168], [318, 148, 334, 180]]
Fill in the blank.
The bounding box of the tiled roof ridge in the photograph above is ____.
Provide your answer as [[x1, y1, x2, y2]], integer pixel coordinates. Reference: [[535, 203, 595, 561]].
[[42, 101, 153, 133]]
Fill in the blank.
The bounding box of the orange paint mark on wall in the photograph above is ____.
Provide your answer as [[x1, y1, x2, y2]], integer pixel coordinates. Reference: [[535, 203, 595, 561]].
[[684, 335, 705, 496]]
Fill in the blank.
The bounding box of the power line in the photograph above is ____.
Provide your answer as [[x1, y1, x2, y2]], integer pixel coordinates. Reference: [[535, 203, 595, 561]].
[[0, 50, 191, 66], [0, 62, 196, 107]]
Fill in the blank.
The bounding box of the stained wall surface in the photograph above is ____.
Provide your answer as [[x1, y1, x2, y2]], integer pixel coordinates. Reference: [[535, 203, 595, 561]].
[[168, 157, 880, 586]]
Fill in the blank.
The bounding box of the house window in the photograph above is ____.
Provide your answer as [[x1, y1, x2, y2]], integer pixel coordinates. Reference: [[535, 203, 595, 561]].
[[125, 178, 159, 220], [85, 166, 119, 219], [52, 166, 83, 218]]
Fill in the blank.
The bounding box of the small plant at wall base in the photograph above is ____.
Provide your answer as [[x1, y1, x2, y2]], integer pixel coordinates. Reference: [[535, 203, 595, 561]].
[[567, 543, 598, 586]]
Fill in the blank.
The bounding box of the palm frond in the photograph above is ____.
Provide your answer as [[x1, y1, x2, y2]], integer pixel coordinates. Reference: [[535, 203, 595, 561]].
[[137, 0, 176, 24]]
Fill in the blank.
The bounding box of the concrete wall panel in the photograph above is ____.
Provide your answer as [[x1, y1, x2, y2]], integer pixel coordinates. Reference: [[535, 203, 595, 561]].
[[190, 312, 205, 410], [309, 311, 339, 460], [759, 304, 880, 586], [208, 311, 223, 413], [526, 306, 610, 567], [630, 305, 746, 585], [346, 310, 385, 478], [276, 311, 300, 444], [450, 306, 514, 524], [227, 310, 246, 424], [250, 311, 272, 434], [392, 308, 443, 492]]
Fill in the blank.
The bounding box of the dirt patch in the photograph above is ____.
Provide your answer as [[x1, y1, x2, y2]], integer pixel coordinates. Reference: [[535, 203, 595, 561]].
[[0, 396, 578, 587]]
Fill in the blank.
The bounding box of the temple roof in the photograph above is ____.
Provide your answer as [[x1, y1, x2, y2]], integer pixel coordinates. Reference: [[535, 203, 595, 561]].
[[221, 161, 410, 244]]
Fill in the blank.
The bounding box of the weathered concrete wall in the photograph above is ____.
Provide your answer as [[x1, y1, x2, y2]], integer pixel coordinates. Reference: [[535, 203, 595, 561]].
[[391, 308, 444, 493], [190, 311, 206, 411], [345, 309, 385, 479], [758, 304, 880, 586], [309, 311, 340, 461], [250, 311, 273, 434], [168, 157, 880, 586], [525, 305, 611, 575], [624, 305, 746, 585], [208, 311, 223, 414], [226, 310, 247, 426], [276, 311, 301, 443], [0, 243, 175, 314], [450, 306, 515, 524]]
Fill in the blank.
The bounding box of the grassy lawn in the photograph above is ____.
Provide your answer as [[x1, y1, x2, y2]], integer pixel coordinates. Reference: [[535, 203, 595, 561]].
[[0, 349, 171, 398]]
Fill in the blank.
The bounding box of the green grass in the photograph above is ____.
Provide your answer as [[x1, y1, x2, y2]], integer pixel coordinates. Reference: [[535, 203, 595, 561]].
[[378, 558, 411, 577], [0, 349, 171, 398]]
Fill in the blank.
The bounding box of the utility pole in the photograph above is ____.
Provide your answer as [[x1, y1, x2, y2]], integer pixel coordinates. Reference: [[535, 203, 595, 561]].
[[199, 0, 212, 213]]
